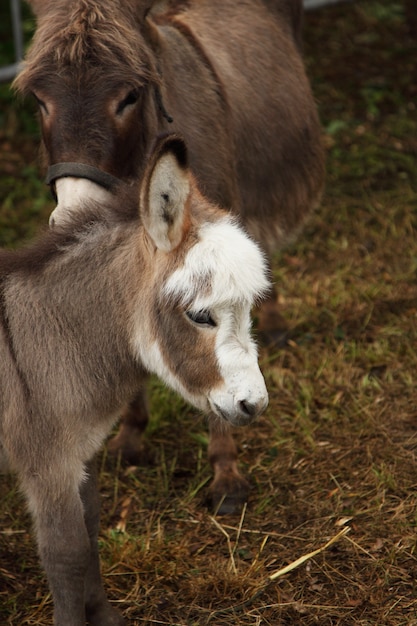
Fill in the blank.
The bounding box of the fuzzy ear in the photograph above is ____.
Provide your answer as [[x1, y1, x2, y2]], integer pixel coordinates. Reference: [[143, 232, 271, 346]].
[[140, 135, 190, 252]]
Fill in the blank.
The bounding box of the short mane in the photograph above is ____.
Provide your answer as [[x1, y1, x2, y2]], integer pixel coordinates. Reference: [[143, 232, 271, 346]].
[[14, 0, 158, 93]]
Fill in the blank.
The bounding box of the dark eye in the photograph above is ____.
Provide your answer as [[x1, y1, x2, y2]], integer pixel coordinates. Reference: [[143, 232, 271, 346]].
[[32, 92, 48, 114], [116, 89, 139, 115], [186, 310, 216, 327]]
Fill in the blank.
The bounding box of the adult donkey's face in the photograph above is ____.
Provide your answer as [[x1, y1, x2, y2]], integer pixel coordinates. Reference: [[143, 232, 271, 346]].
[[15, 0, 159, 224]]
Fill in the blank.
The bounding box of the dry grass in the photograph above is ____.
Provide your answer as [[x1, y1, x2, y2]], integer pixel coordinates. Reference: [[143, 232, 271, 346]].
[[1, 1, 417, 624]]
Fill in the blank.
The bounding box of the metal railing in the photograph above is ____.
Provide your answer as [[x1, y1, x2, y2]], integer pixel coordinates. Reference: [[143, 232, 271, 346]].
[[0, 0, 23, 82]]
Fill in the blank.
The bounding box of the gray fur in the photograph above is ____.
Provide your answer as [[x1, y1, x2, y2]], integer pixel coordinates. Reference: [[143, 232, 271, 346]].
[[0, 136, 268, 626]]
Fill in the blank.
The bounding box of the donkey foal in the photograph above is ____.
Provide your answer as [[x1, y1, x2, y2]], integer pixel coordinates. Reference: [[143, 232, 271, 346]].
[[0, 135, 269, 626]]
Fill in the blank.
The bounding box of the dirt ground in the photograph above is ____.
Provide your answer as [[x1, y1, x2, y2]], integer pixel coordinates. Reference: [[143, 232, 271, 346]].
[[0, 1, 417, 625]]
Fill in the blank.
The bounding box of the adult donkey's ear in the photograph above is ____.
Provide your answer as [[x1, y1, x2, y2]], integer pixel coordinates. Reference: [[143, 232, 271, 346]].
[[140, 135, 191, 252]]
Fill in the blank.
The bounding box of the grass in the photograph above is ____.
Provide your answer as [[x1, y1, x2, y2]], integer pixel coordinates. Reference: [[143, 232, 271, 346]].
[[1, 1, 417, 624]]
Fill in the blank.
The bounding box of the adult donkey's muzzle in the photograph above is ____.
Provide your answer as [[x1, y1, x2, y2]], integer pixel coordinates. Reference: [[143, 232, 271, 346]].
[[46, 163, 122, 227]]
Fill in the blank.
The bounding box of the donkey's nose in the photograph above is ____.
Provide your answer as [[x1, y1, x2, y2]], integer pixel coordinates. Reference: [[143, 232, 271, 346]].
[[238, 400, 257, 418], [237, 397, 268, 422]]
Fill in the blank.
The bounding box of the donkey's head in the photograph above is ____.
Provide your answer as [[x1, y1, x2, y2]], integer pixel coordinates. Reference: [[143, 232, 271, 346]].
[[134, 135, 269, 426], [14, 0, 160, 225]]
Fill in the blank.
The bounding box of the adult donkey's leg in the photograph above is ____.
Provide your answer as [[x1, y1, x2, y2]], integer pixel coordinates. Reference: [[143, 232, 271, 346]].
[[107, 389, 149, 465], [81, 460, 125, 626], [257, 286, 290, 349], [207, 420, 250, 515]]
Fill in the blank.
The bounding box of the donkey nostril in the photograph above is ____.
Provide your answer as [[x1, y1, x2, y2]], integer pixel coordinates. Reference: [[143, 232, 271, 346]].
[[238, 400, 257, 418]]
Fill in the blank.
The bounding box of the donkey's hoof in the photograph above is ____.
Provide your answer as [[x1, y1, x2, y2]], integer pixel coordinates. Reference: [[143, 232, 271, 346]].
[[208, 475, 250, 515]]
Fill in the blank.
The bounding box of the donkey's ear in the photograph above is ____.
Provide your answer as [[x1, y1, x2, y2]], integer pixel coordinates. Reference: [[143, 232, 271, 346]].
[[140, 135, 190, 252], [127, 0, 161, 42]]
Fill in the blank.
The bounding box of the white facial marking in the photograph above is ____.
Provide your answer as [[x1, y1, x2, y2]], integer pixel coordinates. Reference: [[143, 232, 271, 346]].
[[163, 216, 270, 310], [208, 305, 268, 426], [49, 178, 112, 227]]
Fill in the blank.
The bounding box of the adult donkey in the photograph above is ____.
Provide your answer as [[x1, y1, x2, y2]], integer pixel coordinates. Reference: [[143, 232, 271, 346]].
[[0, 134, 269, 626], [15, 0, 325, 512]]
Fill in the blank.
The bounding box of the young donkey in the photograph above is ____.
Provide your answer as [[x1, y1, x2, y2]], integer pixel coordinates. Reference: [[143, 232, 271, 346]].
[[0, 135, 269, 626]]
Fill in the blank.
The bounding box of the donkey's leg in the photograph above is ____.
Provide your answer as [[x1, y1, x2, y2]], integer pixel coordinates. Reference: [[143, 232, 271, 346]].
[[107, 389, 149, 465], [207, 420, 250, 515], [26, 471, 91, 626], [256, 285, 289, 349], [81, 460, 125, 626], [25, 462, 123, 626]]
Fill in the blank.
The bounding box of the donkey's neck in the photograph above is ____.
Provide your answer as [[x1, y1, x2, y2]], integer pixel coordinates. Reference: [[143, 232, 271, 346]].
[[1, 216, 149, 420]]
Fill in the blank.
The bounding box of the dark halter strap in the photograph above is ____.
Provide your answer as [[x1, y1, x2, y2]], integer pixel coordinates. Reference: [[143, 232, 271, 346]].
[[46, 162, 121, 191]]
